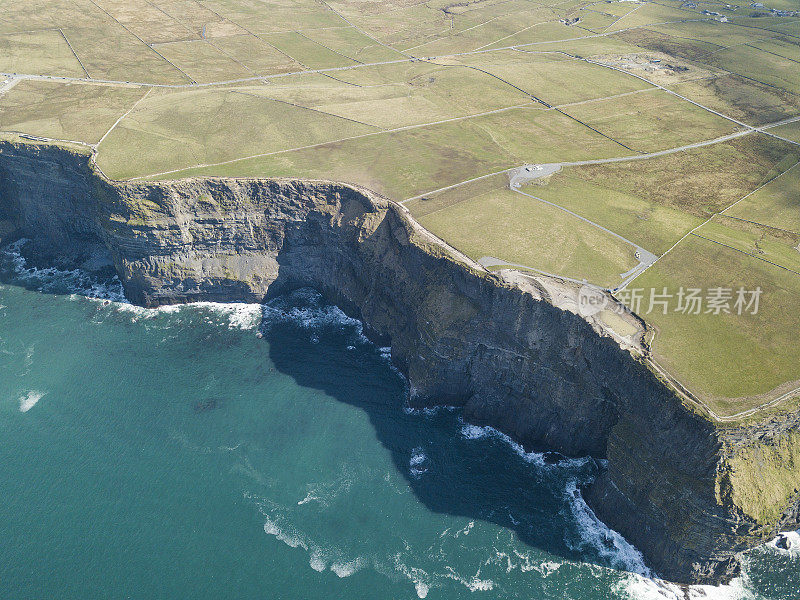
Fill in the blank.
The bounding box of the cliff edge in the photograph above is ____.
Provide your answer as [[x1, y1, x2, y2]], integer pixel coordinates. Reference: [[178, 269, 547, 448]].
[[1, 140, 798, 585]]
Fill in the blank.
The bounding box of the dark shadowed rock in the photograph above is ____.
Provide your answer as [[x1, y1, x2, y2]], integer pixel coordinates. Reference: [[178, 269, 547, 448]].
[[1, 140, 798, 585]]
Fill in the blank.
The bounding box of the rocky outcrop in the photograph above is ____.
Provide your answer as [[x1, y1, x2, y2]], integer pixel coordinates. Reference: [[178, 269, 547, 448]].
[[1, 140, 798, 585]]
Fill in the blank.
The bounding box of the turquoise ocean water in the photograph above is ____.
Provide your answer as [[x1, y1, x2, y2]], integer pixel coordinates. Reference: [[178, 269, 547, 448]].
[[0, 242, 798, 599]]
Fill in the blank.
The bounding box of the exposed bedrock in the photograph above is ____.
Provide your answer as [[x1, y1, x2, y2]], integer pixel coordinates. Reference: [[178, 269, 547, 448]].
[[1, 141, 798, 585]]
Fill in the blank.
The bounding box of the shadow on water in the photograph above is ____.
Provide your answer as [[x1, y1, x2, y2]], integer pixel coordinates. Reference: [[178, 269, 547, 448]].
[[0, 233, 640, 578], [259, 289, 635, 576]]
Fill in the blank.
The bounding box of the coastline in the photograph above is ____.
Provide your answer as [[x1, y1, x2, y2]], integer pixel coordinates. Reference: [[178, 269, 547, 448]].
[[1, 138, 798, 585]]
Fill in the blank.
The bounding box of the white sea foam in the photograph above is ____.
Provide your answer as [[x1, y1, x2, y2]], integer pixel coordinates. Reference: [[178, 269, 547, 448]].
[[218, 443, 242, 452], [459, 418, 592, 469], [564, 479, 651, 577], [18, 390, 44, 412], [3, 240, 266, 330], [3, 245, 393, 343], [461, 576, 494, 592], [2, 239, 128, 302], [489, 548, 565, 576], [309, 552, 327, 572], [615, 571, 754, 600], [538, 560, 562, 577], [297, 492, 319, 506], [186, 302, 262, 330], [409, 447, 428, 478], [490, 550, 515, 574], [567, 481, 758, 600], [121, 301, 262, 330], [331, 558, 364, 578], [454, 521, 475, 538], [403, 404, 456, 416], [409, 450, 426, 467], [8, 241, 772, 597], [260, 289, 405, 378], [295, 471, 353, 510], [254, 491, 373, 585], [263, 514, 366, 579], [394, 559, 432, 599], [767, 530, 800, 553], [262, 289, 368, 342], [263, 514, 365, 579], [443, 566, 495, 592], [263, 516, 307, 550]]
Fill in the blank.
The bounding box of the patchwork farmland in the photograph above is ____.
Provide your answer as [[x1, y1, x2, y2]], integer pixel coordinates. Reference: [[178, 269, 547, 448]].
[[1, 0, 799, 418]]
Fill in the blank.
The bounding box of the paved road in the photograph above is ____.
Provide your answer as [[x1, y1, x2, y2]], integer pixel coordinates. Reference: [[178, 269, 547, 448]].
[[511, 186, 658, 290], [0, 16, 726, 90], [529, 114, 800, 174], [474, 162, 659, 290], [0, 77, 19, 95], [400, 113, 800, 206], [131, 102, 534, 181], [477, 256, 608, 289], [508, 164, 562, 187]]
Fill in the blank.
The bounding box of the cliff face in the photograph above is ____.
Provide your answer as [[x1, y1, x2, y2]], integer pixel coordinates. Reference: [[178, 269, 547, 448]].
[[1, 141, 798, 585]]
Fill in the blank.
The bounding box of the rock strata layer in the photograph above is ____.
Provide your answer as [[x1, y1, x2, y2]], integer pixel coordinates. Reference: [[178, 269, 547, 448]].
[[1, 141, 798, 585]]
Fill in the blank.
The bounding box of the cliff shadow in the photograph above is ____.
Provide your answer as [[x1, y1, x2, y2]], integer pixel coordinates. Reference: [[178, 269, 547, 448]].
[[260, 291, 637, 576]]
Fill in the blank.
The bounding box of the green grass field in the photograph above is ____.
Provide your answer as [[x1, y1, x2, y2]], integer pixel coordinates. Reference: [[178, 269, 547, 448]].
[[667, 75, 800, 126], [255, 64, 535, 127], [142, 106, 628, 198], [772, 120, 800, 143], [416, 187, 639, 288], [2, 0, 800, 416], [83, 0, 197, 45], [708, 43, 800, 96], [556, 135, 800, 217], [726, 162, 800, 232], [95, 87, 380, 179], [405, 173, 512, 217], [0, 81, 145, 144], [151, 40, 254, 83], [523, 173, 703, 254], [456, 50, 654, 105], [697, 218, 800, 274], [261, 32, 359, 69], [559, 89, 742, 153], [302, 27, 407, 63], [205, 34, 303, 75], [0, 30, 87, 77], [601, 2, 690, 32], [629, 235, 800, 414]]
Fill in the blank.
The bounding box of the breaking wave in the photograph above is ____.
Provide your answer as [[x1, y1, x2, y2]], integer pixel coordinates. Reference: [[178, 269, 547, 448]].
[[1, 239, 126, 302], [18, 390, 44, 412], [614, 571, 754, 600], [256, 498, 368, 581], [459, 419, 593, 470], [563, 479, 650, 577], [260, 288, 400, 373], [409, 447, 428, 478], [249, 292, 774, 598], [767, 530, 800, 554], [261, 288, 369, 343], [4, 241, 790, 600], [1, 239, 262, 330]]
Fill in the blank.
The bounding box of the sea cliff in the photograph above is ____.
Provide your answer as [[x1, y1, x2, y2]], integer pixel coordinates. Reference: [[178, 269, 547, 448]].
[[1, 140, 798, 585]]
